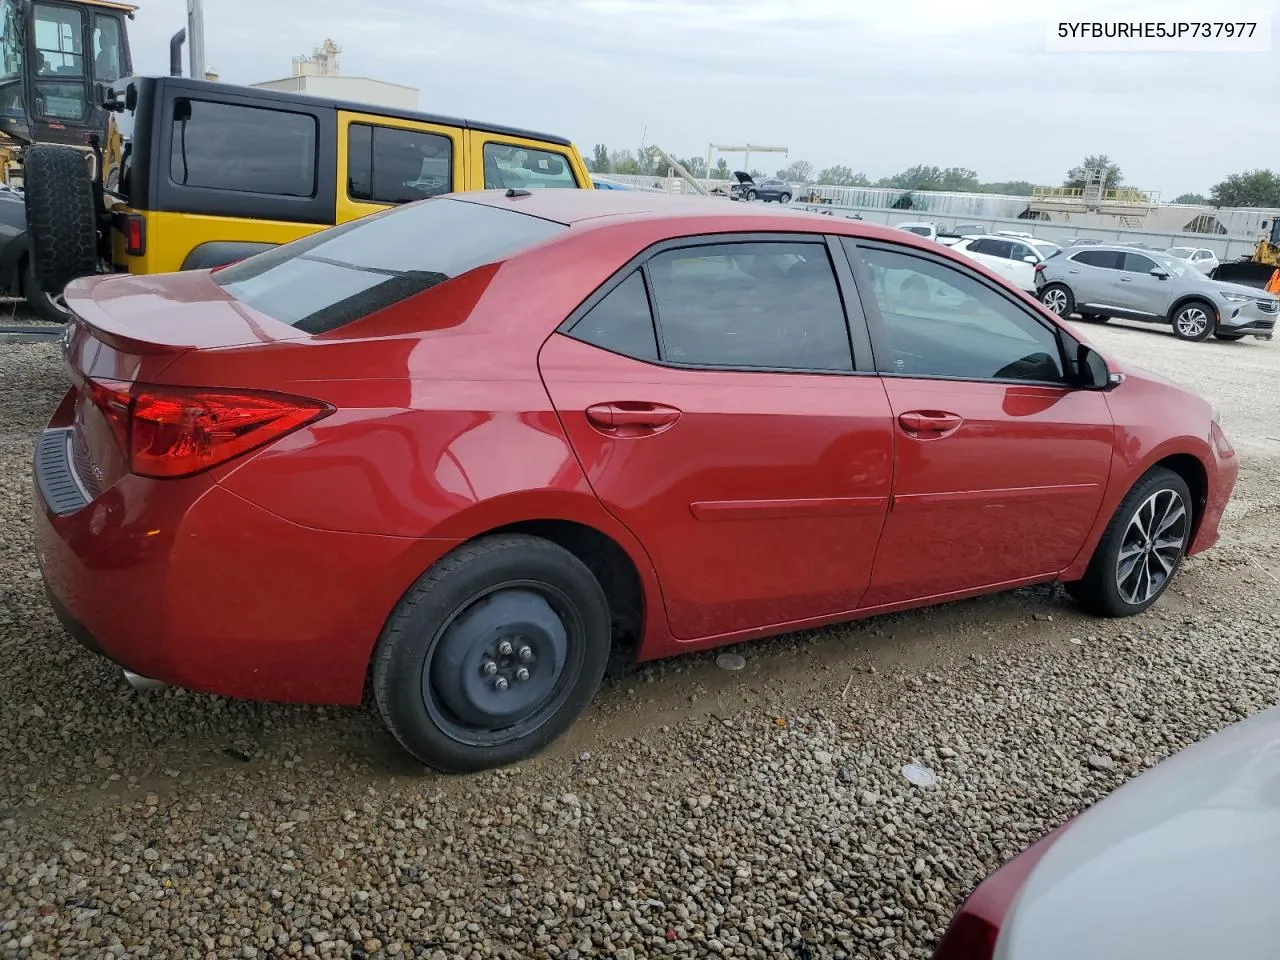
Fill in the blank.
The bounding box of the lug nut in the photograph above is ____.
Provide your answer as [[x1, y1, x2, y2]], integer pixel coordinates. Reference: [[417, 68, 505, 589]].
[[515, 667, 530, 682], [517, 645, 533, 662], [482, 660, 498, 676], [493, 676, 509, 691], [497, 640, 513, 656]]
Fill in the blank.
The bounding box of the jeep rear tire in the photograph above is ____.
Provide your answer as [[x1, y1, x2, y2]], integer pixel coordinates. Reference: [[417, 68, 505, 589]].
[[23, 145, 98, 297]]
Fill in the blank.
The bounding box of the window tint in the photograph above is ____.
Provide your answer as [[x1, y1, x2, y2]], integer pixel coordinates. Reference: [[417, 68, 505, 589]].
[[215, 198, 566, 334], [855, 245, 1063, 383], [1071, 249, 1122, 269], [171, 99, 317, 197], [482, 143, 578, 190], [1194, 250, 1212, 260], [34, 4, 83, 76], [92, 15, 125, 82], [571, 272, 658, 361], [348, 123, 452, 205], [646, 242, 852, 372], [1121, 252, 1156, 273]]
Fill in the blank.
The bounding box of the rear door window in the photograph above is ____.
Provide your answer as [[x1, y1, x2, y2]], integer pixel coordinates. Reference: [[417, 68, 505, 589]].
[[482, 143, 578, 190], [171, 98, 317, 197], [215, 197, 566, 334], [1120, 252, 1157, 273], [348, 123, 454, 204], [1071, 250, 1123, 269]]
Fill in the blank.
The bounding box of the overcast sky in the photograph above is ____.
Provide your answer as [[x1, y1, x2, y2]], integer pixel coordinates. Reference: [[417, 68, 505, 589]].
[[135, 0, 1277, 196]]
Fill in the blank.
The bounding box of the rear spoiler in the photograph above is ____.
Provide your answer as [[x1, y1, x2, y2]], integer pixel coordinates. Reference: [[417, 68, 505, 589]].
[[63, 276, 192, 355]]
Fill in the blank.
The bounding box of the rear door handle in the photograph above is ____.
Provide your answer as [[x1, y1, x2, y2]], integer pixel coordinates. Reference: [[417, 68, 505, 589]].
[[898, 410, 963, 436], [1119, 277, 1133, 282], [585, 402, 682, 433]]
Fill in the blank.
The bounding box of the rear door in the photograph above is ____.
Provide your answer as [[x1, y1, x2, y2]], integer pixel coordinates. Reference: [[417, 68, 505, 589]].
[[840, 238, 1113, 606], [966, 238, 1016, 283], [1062, 249, 1123, 311], [336, 111, 465, 224], [539, 235, 895, 640]]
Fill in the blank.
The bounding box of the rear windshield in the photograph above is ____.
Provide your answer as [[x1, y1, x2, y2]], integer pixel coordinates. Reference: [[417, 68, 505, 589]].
[[215, 198, 566, 334]]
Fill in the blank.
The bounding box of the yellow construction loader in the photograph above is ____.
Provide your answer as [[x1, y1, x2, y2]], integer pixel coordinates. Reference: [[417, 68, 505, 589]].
[[1212, 217, 1280, 293]]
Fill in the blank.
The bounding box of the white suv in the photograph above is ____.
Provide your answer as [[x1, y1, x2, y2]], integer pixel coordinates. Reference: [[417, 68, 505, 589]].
[[950, 235, 1063, 293]]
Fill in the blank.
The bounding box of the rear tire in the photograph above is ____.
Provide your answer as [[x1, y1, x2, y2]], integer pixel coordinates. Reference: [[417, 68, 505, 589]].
[[1065, 467, 1192, 618], [23, 145, 98, 296], [1170, 300, 1216, 342], [1039, 283, 1074, 317], [23, 259, 68, 323], [372, 534, 611, 773], [1080, 312, 1109, 324]]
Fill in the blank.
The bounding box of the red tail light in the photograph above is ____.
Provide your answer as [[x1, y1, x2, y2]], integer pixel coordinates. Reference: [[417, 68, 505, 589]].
[[1034, 263, 1047, 274], [123, 215, 145, 256], [930, 822, 1070, 960], [86, 378, 331, 479]]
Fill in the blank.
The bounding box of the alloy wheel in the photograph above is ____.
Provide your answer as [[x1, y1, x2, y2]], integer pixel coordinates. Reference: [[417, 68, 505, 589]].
[[1175, 306, 1210, 339], [1042, 288, 1069, 315], [1115, 488, 1188, 606]]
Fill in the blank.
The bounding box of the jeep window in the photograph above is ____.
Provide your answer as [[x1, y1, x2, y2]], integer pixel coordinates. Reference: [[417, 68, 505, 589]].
[[348, 123, 453, 204], [215, 197, 566, 334], [171, 99, 317, 197], [33, 3, 86, 120], [92, 14, 125, 83], [482, 143, 578, 190]]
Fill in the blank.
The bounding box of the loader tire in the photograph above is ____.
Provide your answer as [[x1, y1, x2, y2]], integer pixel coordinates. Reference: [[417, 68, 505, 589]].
[[23, 145, 98, 296]]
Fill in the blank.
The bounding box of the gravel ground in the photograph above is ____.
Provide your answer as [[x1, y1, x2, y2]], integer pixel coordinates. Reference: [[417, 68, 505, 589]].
[[2, 322, 1279, 960]]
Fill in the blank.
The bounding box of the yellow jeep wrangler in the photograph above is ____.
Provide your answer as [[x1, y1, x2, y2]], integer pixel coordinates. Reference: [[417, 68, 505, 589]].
[[22, 74, 592, 300]]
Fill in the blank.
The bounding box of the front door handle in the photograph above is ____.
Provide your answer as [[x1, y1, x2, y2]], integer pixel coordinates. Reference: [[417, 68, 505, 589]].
[[1119, 277, 1133, 282], [585, 402, 682, 434], [898, 410, 963, 437]]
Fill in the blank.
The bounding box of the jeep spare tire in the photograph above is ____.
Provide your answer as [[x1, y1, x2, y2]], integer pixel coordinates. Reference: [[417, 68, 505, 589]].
[[23, 144, 98, 296]]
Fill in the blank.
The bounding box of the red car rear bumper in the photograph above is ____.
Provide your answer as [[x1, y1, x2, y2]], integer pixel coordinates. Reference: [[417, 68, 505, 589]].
[[34, 441, 461, 705]]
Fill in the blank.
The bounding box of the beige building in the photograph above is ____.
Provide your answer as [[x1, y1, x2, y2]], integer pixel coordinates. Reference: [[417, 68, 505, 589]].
[[251, 39, 419, 111]]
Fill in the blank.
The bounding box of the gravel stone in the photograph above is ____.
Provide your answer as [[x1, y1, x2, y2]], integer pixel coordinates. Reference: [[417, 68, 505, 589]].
[[3, 323, 1280, 958]]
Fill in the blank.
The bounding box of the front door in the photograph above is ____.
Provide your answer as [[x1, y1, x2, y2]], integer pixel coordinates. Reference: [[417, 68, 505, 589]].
[[843, 239, 1115, 606], [1109, 250, 1169, 317], [539, 237, 894, 640]]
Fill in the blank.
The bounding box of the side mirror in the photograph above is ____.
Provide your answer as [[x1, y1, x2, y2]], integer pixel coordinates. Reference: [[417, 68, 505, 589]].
[[1074, 343, 1121, 390], [1150, 267, 1169, 279], [1022, 255, 1038, 264]]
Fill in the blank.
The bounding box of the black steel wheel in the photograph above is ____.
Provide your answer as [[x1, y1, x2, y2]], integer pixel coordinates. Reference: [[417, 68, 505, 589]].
[[372, 534, 610, 772]]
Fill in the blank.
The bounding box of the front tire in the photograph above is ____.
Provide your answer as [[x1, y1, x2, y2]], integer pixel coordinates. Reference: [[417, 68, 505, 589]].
[[372, 534, 611, 773], [746, 189, 757, 201], [1065, 467, 1192, 617], [779, 192, 791, 203], [1039, 283, 1074, 317], [1171, 300, 1216, 342]]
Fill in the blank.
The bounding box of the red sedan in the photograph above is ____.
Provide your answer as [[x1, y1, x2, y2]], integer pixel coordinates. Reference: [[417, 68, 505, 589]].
[[33, 190, 1237, 772]]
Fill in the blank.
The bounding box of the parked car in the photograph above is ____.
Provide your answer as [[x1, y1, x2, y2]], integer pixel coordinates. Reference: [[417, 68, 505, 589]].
[[951, 235, 1063, 293], [591, 177, 633, 191], [35, 192, 1237, 772], [1165, 246, 1219, 275], [730, 172, 793, 202], [896, 221, 939, 241], [0, 189, 65, 321], [931, 705, 1280, 960], [1068, 237, 1103, 246], [1036, 245, 1280, 342]]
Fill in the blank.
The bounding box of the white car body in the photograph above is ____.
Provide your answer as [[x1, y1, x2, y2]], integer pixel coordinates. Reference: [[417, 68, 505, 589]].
[[1166, 246, 1220, 275], [896, 221, 938, 241], [951, 235, 1063, 293]]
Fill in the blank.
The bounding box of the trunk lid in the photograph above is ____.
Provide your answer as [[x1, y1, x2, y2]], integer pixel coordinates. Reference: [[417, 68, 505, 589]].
[[61, 271, 311, 493]]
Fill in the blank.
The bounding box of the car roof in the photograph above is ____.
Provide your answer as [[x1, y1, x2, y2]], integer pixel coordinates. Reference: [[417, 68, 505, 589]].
[[151, 77, 573, 146], [450, 191, 951, 251]]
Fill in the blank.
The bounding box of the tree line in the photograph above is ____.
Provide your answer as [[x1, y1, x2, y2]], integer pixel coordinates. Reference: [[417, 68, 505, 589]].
[[587, 145, 1280, 209]]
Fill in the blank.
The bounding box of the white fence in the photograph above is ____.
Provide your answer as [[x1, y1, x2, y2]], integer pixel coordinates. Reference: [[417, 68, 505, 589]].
[[597, 173, 1274, 257]]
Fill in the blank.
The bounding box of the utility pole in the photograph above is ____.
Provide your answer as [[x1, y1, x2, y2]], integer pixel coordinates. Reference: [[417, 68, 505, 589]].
[[187, 0, 206, 82]]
